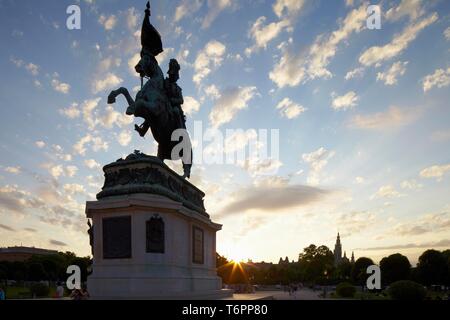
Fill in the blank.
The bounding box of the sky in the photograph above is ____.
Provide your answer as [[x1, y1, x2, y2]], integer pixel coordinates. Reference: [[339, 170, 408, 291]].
[[0, 0, 449, 265]]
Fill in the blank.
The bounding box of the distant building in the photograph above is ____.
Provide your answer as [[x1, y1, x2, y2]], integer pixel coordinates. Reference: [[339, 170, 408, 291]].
[[278, 256, 290, 265], [0, 246, 58, 262], [333, 233, 355, 266]]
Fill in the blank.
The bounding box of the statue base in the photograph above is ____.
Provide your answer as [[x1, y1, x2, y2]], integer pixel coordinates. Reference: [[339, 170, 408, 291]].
[[85, 152, 232, 299]]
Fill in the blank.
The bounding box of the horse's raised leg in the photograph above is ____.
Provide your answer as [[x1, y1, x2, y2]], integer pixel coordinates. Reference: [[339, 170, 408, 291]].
[[107, 87, 135, 114]]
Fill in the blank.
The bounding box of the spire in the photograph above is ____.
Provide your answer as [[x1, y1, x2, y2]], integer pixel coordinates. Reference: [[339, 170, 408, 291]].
[[351, 251, 355, 263]]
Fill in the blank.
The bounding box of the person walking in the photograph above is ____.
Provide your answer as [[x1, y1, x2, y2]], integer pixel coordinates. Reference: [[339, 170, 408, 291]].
[[55, 282, 64, 299]]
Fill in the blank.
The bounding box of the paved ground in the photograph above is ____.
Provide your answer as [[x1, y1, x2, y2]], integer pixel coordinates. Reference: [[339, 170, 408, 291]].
[[228, 288, 328, 300], [269, 289, 325, 300]]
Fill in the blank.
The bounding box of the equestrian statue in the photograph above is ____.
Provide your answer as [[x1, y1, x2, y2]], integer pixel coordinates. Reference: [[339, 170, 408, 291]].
[[107, 1, 192, 178]]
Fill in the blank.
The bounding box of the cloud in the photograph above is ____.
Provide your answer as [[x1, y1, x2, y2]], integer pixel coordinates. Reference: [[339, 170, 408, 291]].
[[376, 61, 408, 85], [10, 57, 40, 76], [55, 149, 73, 162], [51, 78, 71, 94], [4, 166, 21, 174], [239, 158, 283, 177], [128, 53, 140, 75], [0, 185, 45, 215], [48, 165, 78, 179], [273, 0, 305, 18], [302, 147, 335, 185], [73, 135, 92, 156], [74, 98, 132, 131], [345, 67, 364, 80], [25, 63, 39, 76], [349, 106, 420, 130], [125, 7, 140, 30], [430, 130, 450, 142], [98, 105, 133, 129], [246, 17, 290, 55], [73, 132, 109, 156], [59, 103, 80, 119], [174, 0, 203, 22], [422, 67, 450, 92], [84, 159, 101, 169], [98, 14, 117, 30], [270, 3, 367, 88], [371, 185, 402, 199], [445, 27, 450, 41], [217, 181, 329, 217], [49, 239, 68, 247], [385, 0, 425, 22], [246, 0, 306, 55], [117, 130, 132, 146], [222, 129, 258, 156], [400, 179, 423, 190], [63, 183, 86, 195], [336, 211, 376, 234], [357, 239, 450, 251], [35, 141, 46, 148], [359, 13, 438, 66], [420, 164, 450, 181], [81, 98, 101, 129], [86, 175, 102, 189], [276, 98, 306, 119], [202, 0, 232, 29], [49, 165, 63, 179], [91, 73, 123, 94], [331, 91, 358, 111], [355, 176, 365, 184], [98, 56, 121, 74], [392, 211, 450, 237], [156, 47, 175, 66], [0, 224, 15, 232], [91, 137, 108, 152], [183, 96, 201, 115], [193, 40, 226, 85], [209, 86, 258, 128], [204, 84, 221, 100], [0, 184, 85, 233]]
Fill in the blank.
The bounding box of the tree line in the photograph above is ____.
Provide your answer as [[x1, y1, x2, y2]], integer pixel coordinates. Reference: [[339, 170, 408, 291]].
[[0, 252, 91, 283], [217, 244, 450, 287]]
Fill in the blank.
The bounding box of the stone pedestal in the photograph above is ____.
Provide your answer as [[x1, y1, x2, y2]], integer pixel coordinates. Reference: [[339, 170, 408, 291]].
[[86, 152, 231, 299]]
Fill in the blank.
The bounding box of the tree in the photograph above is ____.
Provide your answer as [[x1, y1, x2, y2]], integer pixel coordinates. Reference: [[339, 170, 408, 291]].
[[28, 262, 47, 281], [336, 260, 352, 281], [417, 249, 447, 286], [380, 253, 411, 285], [351, 257, 374, 285], [388, 280, 426, 301], [298, 244, 334, 284], [441, 249, 450, 285]]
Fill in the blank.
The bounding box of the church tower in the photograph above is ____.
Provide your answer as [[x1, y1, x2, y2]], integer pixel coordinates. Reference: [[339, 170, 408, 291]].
[[333, 232, 342, 266], [351, 251, 355, 264]]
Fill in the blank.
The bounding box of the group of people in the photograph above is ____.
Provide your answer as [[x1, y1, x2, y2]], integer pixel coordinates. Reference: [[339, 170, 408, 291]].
[[285, 283, 304, 298]]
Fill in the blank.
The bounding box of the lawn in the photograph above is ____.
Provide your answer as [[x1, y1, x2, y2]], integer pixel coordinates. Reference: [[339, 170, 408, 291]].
[[4, 286, 58, 299]]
